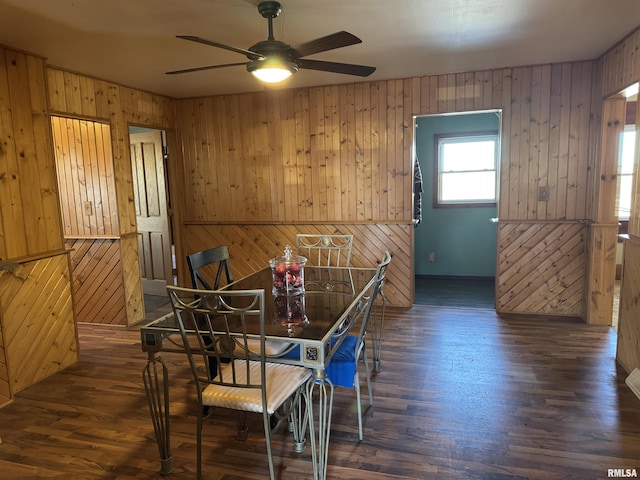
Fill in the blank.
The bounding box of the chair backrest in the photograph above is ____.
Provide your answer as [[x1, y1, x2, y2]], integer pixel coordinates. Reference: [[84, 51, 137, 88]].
[[353, 250, 392, 342], [167, 285, 267, 394], [186, 245, 234, 290], [296, 233, 354, 267]]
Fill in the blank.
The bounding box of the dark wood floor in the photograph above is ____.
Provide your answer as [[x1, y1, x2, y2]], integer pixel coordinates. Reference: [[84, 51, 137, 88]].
[[1, 306, 639, 479], [414, 276, 495, 309]]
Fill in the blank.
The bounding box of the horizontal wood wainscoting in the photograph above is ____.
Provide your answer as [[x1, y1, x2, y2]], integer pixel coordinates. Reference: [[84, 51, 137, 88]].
[[0, 254, 77, 406], [497, 221, 586, 316], [180, 223, 413, 307]]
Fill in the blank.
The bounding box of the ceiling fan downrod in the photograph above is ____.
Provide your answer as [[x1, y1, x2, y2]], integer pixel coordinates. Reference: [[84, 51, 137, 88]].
[[257, 1, 282, 42]]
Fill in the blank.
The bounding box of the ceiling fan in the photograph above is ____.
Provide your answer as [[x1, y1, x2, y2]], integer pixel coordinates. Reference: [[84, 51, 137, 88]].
[[166, 0, 376, 83]]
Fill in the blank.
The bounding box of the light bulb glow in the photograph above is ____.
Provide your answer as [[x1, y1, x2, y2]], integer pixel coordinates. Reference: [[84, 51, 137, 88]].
[[248, 57, 297, 83], [251, 67, 292, 83]]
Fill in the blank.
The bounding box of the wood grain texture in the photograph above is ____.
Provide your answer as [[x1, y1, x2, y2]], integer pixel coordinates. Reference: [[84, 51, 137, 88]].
[[51, 116, 119, 237], [0, 310, 9, 406], [0, 254, 77, 395], [171, 62, 599, 313], [1, 308, 639, 479], [0, 47, 63, 261], [599, 26, 640, 371], [47, 67, 174, 327], [39, 32, 639, 321], [584, 224, 618, 325], [496, 222, 586, 316], [617, 237, 640, 373], [65, 238, 127, 325], [179, 223, 413, 307], [600, 28, 640, 98]]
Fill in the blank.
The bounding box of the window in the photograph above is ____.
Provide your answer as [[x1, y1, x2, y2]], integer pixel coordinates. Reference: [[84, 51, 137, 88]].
[[434, 131, 499, 207], [617, 125, 636, 221]]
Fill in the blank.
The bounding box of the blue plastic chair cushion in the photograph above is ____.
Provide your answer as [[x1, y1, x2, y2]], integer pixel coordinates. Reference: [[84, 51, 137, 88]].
[[326, 335, 357, 387], [282, 335, 357, 388]]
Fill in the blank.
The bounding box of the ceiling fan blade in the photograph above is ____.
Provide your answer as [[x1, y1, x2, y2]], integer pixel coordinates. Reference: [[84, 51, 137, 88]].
[[291, 31, 362, 58], [176, 35, 263, 59], [166, 62, 248, 75], [297, 59, 376, 77]]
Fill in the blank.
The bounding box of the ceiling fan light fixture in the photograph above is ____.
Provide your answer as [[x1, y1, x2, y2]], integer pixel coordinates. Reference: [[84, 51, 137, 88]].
[[248, 56, 297, 83]]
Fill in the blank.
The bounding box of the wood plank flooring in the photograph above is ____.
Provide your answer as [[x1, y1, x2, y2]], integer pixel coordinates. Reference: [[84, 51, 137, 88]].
[[1, 306, 639, 479], [414, 276, 495, 309]]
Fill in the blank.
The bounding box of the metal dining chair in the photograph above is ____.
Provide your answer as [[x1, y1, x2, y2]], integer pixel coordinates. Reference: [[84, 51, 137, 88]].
[[187, 245, 291, 369], [324, 250, 391, 440], [186, 245, 233, 290], [369, 252, 391, 373], [167, 286, 310, 480], [282, 251, 391, 440], [296, 233, 353, 267]]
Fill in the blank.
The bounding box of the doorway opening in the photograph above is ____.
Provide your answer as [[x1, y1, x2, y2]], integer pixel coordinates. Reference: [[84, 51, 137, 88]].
[[611, 82, 637, 331], [129, 126, 175, 304], [413, 110, 501, 309]]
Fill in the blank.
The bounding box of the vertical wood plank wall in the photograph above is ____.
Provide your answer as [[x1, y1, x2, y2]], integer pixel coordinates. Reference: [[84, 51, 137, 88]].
[[173, 63, 598, 312], [0, 46, 76, 406], [0, 49, 63, 259], [46, 67, 175, 326], [603, 28, 640, 374], [51, 116, 119, 237]]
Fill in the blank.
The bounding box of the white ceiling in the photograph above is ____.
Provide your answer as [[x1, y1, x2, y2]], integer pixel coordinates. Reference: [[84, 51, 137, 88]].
[[1, 0, 639, 99]]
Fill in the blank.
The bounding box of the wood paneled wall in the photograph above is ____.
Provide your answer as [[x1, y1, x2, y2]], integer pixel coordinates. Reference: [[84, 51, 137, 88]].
[[175, 83, 412, 223], [51, 116, 119, 237], [601, 29, 640, 99], [181, 223, 412, 307], [174, 62, 598, 311], [47, 67, 175, 326], [0, 47, 63, 260], [47, 68, 175, 236], [0, 254, 77, 397], [65, 239, 127, 325], [602, 27, 640, 373], [40, 53, 618, 318], [5, 34, 629, 318], [497, 222, 586, 315], [0, 45, 76, 406], [618, 238, 640, 373]]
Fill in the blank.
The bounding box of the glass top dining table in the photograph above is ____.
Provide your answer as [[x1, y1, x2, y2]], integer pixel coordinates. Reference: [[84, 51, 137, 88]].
[[139, 265, 378, 480]]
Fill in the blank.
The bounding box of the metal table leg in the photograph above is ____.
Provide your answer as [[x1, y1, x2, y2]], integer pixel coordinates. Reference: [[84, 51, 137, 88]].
[[286, 386, 308, 454], [305, 369, 334, 480], [142, 352, 174, 475]]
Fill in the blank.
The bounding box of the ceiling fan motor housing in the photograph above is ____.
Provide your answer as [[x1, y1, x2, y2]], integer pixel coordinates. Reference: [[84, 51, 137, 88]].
[[249, 40, 295, 60]]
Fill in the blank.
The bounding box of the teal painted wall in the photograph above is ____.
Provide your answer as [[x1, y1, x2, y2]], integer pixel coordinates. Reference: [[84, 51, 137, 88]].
[[414, 112, 499, 277]]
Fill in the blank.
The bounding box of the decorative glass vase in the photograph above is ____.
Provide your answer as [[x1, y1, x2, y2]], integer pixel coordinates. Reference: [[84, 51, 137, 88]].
[[269, 244, 306, 296]]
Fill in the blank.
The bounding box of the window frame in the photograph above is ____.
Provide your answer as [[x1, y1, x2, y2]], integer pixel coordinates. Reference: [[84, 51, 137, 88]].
[[616, 124, 636, 222], [432, 130, 499, 208]]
